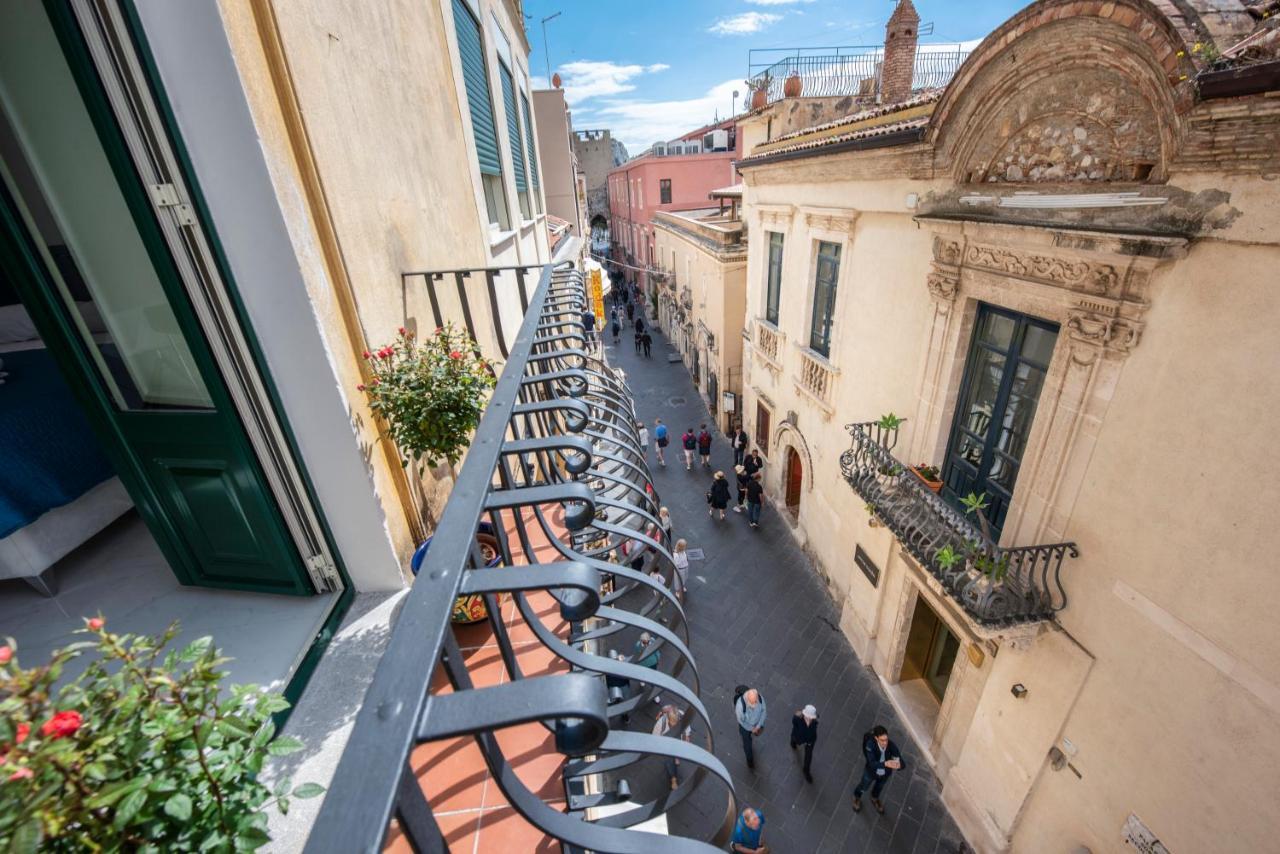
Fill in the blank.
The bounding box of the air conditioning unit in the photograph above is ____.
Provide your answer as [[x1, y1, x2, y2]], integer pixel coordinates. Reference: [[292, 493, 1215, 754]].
[[702, 129, 729, 151], [652, 142, 667, 156], [683, 139, 702, 154], [668, 144, 683, 155]]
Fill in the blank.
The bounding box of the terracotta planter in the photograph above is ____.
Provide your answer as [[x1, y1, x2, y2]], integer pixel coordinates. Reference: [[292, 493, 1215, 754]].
[[783, 72, 803, 98], [411, 525, 503, 624], [911, 466, 943, 494], [750, 86, 769, 111]]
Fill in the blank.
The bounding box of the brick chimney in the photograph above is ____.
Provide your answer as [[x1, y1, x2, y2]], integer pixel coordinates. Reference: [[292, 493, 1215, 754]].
[[881, 0, 919, 104]]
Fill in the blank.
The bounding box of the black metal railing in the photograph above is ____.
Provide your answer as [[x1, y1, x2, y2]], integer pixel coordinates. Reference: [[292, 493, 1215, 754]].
[[309, 258, 734, 852], [746, 44, 971, 106], [401, 264, 543, 360], [840, 422, 1078, 626]]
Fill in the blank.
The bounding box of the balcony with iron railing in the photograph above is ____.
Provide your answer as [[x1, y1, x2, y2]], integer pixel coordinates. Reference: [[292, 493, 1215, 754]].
[[309, 252, 734, 851], [746, 44, 971, 107], [840, 421, 1079, 627]]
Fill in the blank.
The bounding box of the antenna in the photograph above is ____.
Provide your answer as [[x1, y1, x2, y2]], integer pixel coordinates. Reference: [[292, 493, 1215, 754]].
[[919, 21, 935, 35]]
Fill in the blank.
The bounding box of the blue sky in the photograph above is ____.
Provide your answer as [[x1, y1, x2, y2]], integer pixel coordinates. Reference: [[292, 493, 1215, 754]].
[[524, 0, 1031, 154]]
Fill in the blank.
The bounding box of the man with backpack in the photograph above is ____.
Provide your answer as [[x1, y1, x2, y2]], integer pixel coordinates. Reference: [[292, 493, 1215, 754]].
[[681, 428, 697, 471], [852, 725, 905, 815], [733, 686, 767, 770], [696, 424, 712, 468]]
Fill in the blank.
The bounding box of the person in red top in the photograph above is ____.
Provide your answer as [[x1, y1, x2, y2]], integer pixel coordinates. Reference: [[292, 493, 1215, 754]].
[[681, 428, 697, 470], [696, 424, 712, 468]]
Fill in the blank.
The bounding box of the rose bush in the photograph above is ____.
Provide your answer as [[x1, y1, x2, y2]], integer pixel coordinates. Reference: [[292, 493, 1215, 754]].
[[0, 619, 321, 852], [359, 324, 496, 472]]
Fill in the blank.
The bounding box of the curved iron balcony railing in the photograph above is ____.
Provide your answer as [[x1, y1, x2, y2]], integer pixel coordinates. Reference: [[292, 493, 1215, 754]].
[[308, 259, 734, 852], [840, 422, 1078, 626]]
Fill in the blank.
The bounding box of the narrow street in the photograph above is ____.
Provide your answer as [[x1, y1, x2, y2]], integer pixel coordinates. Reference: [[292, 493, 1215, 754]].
[[603, 320, 967, 853]]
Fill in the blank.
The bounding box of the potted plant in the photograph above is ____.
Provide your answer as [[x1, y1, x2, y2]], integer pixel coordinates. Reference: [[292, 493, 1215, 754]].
[[783, 70, 803, 98], [0, 620, 321, 851], [747, 74, 771, 110], [864, 501, 882, 528], [958, 492, 1011, 582], [911, 463, 943, 493], [358, 324, 496, 475]]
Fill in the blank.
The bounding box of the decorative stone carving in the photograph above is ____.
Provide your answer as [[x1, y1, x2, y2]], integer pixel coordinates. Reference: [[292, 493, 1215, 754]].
[[933, 236, 962, 265], [802, 207, 859, 234], [757, 205, 795, 231], [1066, 302, 1144, 353], [927, 269, 960, 303], [963, 243, 1121, 297]]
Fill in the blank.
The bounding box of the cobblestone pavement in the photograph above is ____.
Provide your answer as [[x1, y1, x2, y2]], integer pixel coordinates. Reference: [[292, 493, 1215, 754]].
[[603, 321, 968, 854]]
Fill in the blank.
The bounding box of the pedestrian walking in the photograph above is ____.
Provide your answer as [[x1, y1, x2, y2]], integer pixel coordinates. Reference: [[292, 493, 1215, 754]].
[[696, 424, 713, 467], [635, 315, 646, 335], [652, 705, 692, 790], [634, 328, 644, 353], [654, 419, 669, 466], [744, 448, 764, 478], [733, 686, 767, 770], [681, 428, 696, 470], [852, 725, 905, 815], [707, 471, 731, 520], [637, 421, 649, 458], [626, 301, 635, 326], [790, 704, 819, 783], [634, 631, 662, 704], [730, 806, 769, 854], [733, 425, 750, 466], [641, 331, 652, 358], [611, 316, 621, 344], [746, 473, 764, 529], [658, 506, 673, 544], [671, 538, 689, 601], [733, 464, 750, 513], [581, 308, 597, 350]]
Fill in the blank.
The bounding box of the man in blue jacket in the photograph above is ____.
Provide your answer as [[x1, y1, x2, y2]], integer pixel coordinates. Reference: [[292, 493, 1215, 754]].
[[852, 725, 904, 815]]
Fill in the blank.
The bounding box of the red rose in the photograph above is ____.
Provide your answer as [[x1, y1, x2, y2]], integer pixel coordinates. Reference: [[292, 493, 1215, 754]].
[[40, 711, 82, 740], [398, 327, 407, 336], [0, 646, 10, 664], [6, 767, 33, 782], [362, 350, 371, 360], [86, 617, 104, 631], [15, 723, 29, 745], [356, 384, 366, 392], [449, 351, 463, 360]]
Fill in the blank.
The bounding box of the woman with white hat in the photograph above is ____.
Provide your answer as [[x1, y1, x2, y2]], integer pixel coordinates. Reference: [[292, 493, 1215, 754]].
[[790, 704, 820, 783]]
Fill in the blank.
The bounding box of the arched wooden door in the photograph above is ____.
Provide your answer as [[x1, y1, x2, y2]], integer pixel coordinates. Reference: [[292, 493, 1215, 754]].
[[785, 447, 803, 516]]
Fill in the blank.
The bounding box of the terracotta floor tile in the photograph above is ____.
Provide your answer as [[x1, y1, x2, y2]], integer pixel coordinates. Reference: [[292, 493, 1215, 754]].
[[410, 735, 490, 813], [487, 721, 568, 804], [383, 807, 483, 853], [473, 806, 560, 853], [511, 639, 569, 679]]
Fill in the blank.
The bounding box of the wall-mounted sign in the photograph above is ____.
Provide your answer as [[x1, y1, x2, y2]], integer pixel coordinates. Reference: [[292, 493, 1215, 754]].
[[854, 544, 880, 588], [589, 268, 604, 325], [722, 391, 736, 412]]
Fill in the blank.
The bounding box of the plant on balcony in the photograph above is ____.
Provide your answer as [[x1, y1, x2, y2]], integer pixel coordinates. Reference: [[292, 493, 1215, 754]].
[[935, 544, 963, 571], [0, 619, 321, 852], [957, 492, 1012, 582], [876, 412, 905, 431], [360, 324, 496, 473], [864, 501, 882, 528], [746, 73, 771, 110], [911, 463, 943, 493]]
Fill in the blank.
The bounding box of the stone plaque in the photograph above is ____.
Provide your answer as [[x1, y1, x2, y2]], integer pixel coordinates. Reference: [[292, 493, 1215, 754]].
[[855, 544, 879, 588]]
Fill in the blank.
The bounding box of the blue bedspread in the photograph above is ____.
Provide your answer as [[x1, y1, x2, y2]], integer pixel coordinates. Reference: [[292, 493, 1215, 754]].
[[0, 347, 116, 538]]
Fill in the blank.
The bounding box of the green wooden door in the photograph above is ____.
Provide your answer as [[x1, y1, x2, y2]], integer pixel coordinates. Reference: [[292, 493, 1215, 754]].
[[0, 3, 313, 595]]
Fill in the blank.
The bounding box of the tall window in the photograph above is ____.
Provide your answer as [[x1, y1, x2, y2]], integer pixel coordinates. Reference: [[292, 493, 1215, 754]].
[[755, 401, 772, 457], [519, 91, 542, 214], [659, 178, 672, 204], [808, 241, 841, 357], [941, 305, 1059, 538], [764, 231, 783, 325], [497, 60, 529, 220], [452, 0, 509, 229]]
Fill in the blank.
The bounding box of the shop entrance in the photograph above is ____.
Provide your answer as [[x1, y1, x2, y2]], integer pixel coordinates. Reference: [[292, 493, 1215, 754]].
[[901, 595, 961, 702]]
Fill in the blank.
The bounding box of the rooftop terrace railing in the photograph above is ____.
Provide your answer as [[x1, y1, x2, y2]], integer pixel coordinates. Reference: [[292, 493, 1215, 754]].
[[308, 256, 734, 851], [840, 421, 1078, 627], [746, 44, 971, 106]]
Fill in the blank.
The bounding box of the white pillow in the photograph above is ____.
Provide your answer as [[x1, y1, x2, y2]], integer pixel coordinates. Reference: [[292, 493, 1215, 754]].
[[0, 304, 38, 344]]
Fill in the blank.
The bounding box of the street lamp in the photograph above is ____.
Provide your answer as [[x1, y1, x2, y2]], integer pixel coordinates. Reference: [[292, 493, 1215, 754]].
[[541, 11, 561, 84], [732, 89, 739, 117]]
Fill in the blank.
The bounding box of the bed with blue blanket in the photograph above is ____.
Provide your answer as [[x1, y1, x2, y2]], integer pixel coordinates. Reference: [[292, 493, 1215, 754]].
[[0, 340, 133, 594]]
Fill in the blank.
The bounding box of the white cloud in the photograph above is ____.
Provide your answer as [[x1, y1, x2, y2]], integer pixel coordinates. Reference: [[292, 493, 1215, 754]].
[[580, 77, 744, 154], [746, 0, 814, 5], [555, 60, 667, 105], [708, 12, 781, 35]]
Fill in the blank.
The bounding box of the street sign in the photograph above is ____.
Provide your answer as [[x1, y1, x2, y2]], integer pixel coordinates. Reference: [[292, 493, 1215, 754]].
[[589, 268, 604, 325]]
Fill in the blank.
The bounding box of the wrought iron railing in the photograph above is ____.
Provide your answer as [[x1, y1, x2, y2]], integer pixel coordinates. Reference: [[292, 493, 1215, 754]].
[[840, 422, 1078, 626], [309, 258, 734, 851], [746, 44, 972, 106]]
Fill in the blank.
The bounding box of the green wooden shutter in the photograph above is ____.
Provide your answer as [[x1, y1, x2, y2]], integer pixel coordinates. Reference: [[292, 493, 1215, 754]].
[[520, 92, 540, 191], [452, 0, 501, 176], [499, 62, 526, 192]]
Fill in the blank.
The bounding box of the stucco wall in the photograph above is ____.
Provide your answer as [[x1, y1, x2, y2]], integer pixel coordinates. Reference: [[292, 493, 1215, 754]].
[[533, 88, 580, 237]]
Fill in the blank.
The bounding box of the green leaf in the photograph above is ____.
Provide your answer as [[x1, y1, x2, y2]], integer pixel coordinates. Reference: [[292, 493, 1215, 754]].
[[233, 827, 271, 852], [266, 736, 303, 756], [291, 782, 325, 799], [113, 788, 149, 829], [273, 776, 292, 798], [8, 819, 43, 854], [86, 776, 148, 809], [252, 720, 275, 749], [163, 792, 193, 822]]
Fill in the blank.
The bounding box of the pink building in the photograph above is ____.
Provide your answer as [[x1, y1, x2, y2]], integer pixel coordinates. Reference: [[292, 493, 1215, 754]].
[[608, 117, 741, 295]]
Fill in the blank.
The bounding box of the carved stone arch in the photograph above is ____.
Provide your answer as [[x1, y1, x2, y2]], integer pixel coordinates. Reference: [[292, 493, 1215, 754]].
[[927, 0, 1202, 185], [773, 421, 814, 494]]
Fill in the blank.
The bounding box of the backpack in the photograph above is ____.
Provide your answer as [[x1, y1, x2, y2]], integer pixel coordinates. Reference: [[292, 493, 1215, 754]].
[[698, 431, 712, 449], [683, 433, 696, 450], [732, 684, 750, 712]]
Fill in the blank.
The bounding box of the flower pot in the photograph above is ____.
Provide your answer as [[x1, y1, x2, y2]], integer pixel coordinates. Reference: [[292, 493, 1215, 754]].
[[911, 466, 943, 494], [750, 87, 768, 110], [411, 523, 503, 623], [783, 72, 802, 98]]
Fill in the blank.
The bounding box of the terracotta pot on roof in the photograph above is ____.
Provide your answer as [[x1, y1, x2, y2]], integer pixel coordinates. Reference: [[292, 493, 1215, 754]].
[[750, 87, 769, 110], [552, 72, 562, 88], [784, 72, 803, 98]]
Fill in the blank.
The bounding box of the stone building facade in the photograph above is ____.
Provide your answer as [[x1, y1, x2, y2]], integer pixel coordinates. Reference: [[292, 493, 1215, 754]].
[[734, 1, 1280, 851]]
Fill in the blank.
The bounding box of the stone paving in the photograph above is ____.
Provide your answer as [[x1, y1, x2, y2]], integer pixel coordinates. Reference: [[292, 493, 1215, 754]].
[[604, 319, 968, 854]]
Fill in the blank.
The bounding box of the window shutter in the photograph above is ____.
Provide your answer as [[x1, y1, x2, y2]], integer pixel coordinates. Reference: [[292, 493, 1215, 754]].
[[499, 62, 526, 192], [453, 0, 501, 177], [520, 92, 540, 191]]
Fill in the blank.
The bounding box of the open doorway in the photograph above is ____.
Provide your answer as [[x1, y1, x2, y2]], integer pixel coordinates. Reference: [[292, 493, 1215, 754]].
[[895, 595, 962, 737]]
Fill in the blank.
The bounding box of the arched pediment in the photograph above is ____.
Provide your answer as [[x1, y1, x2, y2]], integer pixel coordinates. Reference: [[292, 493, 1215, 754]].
[[928, 0, 1203, 185]]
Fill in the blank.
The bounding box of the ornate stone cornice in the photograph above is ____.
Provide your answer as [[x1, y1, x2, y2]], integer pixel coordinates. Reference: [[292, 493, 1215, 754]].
[[756, 204, 795, 231], [801, 206, 859, 235], [963, 243, 1122, 298], [1066, 299, 1143, 355]]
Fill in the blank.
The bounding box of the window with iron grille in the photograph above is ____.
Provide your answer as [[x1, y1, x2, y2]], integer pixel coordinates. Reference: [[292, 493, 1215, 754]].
[[809, 240, 841, 357], [659, 178, 671, 204]]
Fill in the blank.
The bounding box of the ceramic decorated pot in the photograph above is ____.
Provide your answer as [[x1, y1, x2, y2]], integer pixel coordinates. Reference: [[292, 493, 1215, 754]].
[[410, 526, 503, 624]]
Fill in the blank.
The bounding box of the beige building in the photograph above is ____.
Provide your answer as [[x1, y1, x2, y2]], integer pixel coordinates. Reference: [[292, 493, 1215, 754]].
[[533, 85, 586, 242], [652, 188, 748, 433], [735, 1, 1280, 852]]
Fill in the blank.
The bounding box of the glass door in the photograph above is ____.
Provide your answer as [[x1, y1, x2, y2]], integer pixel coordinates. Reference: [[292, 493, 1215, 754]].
[[941, 304, 1059, 539]]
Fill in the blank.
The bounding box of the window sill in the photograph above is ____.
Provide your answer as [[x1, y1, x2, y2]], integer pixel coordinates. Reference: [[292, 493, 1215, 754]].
[[488, 226, 517, 248], [519, 219, 537, 232]]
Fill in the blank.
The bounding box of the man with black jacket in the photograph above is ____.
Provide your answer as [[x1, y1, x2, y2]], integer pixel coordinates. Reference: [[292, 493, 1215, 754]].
[[852, 725, 904, 815]]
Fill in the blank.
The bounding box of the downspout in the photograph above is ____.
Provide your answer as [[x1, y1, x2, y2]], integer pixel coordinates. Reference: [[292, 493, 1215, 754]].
[[247, 0, 425, 543]]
